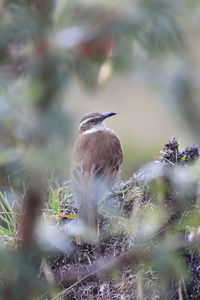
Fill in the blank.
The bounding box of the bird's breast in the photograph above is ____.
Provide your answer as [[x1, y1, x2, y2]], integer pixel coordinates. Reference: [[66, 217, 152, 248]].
[[74, 128, 123, 171]]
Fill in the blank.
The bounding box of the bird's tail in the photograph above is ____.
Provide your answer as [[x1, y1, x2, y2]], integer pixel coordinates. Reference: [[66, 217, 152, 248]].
[[74, 170, 105, 244], [77, 200, 99, 244]]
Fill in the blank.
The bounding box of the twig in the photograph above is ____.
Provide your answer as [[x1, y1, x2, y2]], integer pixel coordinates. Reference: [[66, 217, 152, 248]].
[[52, 235, 200, 299], [52, 260, 110, 300]]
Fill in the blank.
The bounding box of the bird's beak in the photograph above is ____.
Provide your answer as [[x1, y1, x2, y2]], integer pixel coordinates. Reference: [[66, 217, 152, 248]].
[[101, 112, 117, 120]]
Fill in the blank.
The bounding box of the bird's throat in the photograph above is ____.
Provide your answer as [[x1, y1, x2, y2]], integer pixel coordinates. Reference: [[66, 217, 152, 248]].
[[84, 122, 106, 134]]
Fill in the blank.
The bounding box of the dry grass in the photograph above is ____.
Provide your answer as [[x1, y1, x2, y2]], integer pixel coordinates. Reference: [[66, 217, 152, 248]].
[[46, 138, 200, 300]]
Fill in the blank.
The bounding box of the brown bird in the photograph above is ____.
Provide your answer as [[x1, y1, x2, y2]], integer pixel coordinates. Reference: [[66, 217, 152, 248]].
[[72, 111, 123, 243]]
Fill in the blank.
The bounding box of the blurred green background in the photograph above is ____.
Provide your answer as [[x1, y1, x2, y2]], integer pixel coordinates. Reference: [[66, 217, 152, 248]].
[[0, 0, 200, 186], [0, 0, 200, 299]]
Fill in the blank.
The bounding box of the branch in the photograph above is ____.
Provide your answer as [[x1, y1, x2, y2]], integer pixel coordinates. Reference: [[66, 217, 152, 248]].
[[52, 231, 200, 299]]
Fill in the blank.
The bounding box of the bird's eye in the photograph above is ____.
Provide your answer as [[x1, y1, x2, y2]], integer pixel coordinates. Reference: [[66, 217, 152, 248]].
[[87, 119, 96, 125], [86, 121, 93, 125]]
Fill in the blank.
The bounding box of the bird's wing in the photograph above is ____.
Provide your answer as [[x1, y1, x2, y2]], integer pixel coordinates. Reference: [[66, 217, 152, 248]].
[[72, 129, 123, 196], [72, 129, 123, 242]]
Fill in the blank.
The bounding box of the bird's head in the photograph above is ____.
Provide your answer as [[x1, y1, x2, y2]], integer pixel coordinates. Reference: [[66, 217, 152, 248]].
[[79, 111, 116, 133]]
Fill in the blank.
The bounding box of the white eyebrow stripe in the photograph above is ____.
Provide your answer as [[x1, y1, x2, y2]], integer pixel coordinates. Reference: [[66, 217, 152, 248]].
[[79, 118, 92, 130]]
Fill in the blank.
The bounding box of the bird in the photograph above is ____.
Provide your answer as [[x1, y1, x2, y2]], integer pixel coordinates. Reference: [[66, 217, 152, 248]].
[[72, 111, 123, 243]]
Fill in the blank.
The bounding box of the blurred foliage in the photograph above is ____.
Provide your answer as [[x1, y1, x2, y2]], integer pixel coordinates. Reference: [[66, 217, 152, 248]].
[[0, 0, 200, 299]]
